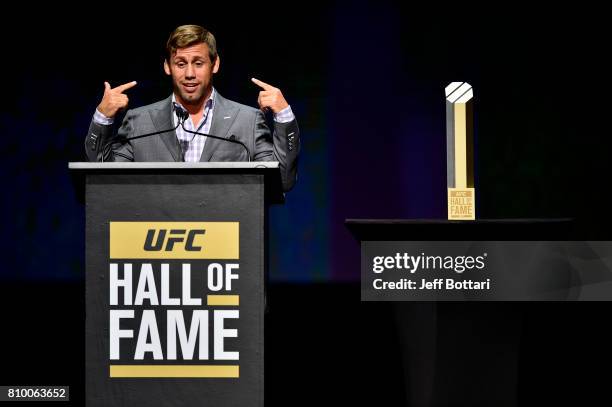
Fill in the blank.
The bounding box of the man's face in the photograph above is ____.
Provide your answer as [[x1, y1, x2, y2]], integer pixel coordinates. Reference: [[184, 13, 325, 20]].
[[164, 43, 220, 107]]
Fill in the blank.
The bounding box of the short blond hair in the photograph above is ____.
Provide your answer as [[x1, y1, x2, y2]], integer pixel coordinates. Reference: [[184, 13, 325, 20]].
[[166, 25, 218, 62]]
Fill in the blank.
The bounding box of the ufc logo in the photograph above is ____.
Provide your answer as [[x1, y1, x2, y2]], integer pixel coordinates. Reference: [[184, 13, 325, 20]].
[[143, 229, 206, 251]]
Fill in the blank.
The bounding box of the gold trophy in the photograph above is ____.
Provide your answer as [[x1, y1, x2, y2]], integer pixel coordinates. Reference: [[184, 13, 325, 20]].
[[445, 82, 475, 220]]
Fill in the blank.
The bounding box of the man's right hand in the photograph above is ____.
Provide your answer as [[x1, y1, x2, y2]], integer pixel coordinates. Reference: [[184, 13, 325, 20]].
[[97, 81, 137, 118]]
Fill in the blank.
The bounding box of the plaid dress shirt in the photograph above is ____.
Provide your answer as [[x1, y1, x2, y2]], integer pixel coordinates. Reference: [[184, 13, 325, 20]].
[[172, 90, 215, 162]]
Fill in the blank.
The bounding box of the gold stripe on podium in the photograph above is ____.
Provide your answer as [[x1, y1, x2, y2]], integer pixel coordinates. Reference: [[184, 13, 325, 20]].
[[207, 295, 240, 306], [109, 365, 240, 378]]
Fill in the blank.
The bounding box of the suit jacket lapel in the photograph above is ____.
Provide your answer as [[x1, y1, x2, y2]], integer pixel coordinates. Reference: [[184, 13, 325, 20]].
[[200, 93, 239, 162], [149, 95, 181, 161]]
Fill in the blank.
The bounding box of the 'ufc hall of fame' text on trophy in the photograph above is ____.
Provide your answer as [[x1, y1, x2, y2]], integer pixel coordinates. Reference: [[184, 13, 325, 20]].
[[446, 82, 475, 220]]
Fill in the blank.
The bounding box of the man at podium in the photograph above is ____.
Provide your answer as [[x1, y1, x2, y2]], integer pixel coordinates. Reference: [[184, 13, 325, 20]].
[[83, 24, 299, 191]]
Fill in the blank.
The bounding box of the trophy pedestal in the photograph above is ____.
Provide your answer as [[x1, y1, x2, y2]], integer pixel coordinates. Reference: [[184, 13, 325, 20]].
[[347, 218, 575, 406]]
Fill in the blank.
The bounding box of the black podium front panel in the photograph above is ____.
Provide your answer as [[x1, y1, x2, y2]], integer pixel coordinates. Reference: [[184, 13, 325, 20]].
[[86, 173, 264, 407]]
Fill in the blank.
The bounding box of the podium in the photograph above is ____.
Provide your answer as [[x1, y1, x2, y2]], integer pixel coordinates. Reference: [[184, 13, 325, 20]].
[[69, 162, 283, 407], [347, 219, 577, 406]]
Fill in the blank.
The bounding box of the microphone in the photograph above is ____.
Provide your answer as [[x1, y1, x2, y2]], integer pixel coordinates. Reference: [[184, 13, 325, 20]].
[[172, 102, 190, 123], [100, 105, 185, 162], [173, 103, 251, 162], [100, 102, 251, 162]]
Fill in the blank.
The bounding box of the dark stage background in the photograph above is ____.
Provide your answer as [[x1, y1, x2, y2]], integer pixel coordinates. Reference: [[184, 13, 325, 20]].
[[1, 3, 610, 406]]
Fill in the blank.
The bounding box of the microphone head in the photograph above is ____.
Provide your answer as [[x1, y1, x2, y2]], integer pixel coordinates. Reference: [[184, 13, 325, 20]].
[[173, 102, 189, 122]]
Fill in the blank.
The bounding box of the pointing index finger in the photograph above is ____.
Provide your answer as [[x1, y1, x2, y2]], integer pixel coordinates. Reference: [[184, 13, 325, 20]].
[[114, 81, 138, 93], [251, 77, 273, 90]]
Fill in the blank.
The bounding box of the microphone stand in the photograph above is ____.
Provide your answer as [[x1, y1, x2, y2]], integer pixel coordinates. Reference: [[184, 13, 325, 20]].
[[100, 121, 181, 163], [178, 121, 252, 162], [100, 104, 252, 162]]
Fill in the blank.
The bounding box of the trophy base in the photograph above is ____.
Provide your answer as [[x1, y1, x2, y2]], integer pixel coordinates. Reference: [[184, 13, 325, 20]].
[[448, 188, 475, 220]]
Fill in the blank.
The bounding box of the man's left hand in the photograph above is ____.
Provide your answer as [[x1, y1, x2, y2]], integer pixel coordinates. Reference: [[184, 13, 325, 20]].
[[252, 78, 289, 113]]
